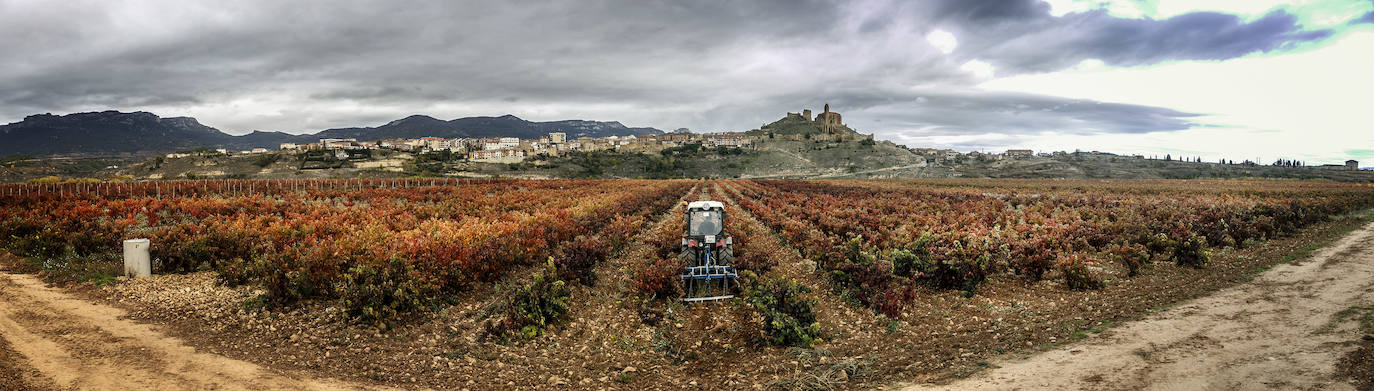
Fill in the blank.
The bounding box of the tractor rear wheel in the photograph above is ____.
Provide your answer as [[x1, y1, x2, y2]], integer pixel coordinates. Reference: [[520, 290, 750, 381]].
[[717, 247, 734, 266], [679, 248, 697, 267]]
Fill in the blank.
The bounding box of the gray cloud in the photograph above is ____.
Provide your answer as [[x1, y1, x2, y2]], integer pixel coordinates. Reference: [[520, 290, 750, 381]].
[[922, 0, 1334, 73], [0, 0, 1335, 153], [1355, 10, 1374, 24], [852, 91, 1198, 136]]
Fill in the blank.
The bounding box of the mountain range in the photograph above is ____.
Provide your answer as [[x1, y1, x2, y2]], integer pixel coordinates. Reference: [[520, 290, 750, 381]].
[[0, 111, 666, 156]]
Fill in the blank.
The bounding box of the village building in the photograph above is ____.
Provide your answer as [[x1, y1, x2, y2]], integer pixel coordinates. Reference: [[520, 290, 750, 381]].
[[320, 138, 358, 149], [418, 137, 447, 151], [706, 133, 751, 148], [1004, 149, 1033, 158], [1320, 160, 1361, 171]]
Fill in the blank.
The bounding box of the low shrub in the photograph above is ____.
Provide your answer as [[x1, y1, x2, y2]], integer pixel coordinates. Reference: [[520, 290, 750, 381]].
[[37, 251, 123, 285], [553, 235, 608, 286], [1173, 234, 1210, 268], [485, 258, 572, 341], [829, 257, 912, 318], [1106, 242, 1149, 277], [901, 232, 1006, 295], [742, 271, 820, 347], [1056, 253, 1104, 290], [260, 248, 340, 305], [64, 224, 120, 257], [338, 257, 437, 329], [154, 226, 257, 273], [602, 215, 646, 249], [631, 256, 684, 299], [869, 284, 915, 319], [825, 237, 916, 317], [5, 221, 67, 260], [1146, 232, 1174, 262], [214, 256, 259, 287], [729, 225, 779, 273], [888, 248, 921, 278], [1010, 236, 1058, 281]]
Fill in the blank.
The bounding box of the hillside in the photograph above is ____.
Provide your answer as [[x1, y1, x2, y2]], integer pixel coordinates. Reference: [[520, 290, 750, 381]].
[[0, 112, 239, 156], [310, 114, 663, 141], [0, 111, 665, 157]]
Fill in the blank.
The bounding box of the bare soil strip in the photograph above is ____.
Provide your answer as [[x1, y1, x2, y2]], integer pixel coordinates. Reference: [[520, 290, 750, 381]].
[[0, 269, 390, 391], [901, 220, 1374, 390]]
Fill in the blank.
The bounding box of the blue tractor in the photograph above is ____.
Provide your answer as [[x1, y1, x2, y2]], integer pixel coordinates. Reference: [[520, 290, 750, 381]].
[[679, 201, 738, 302]]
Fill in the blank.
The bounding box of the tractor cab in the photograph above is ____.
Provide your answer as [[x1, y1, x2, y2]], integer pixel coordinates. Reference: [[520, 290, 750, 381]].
[[680, 201, 737, 303], [686, 201, 727, 242]]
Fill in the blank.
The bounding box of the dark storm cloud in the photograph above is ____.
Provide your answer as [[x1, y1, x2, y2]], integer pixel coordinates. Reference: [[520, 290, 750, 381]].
[[1354, 10, 1374, 24], [0, 0, 1334, 150], [927, 0, 1053, 22], [922, 0, 1334, 73]]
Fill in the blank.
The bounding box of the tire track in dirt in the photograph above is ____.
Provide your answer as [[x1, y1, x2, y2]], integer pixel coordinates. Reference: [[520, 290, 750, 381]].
[[0, 270, 395, 391], [901, 220, 1374, 390]]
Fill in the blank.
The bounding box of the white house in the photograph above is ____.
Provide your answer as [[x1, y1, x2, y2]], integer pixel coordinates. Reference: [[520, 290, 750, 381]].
[[320, 138, 358, 149]]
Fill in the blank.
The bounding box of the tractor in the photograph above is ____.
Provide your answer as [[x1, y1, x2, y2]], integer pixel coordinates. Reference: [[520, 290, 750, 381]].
[[679, 200, 738, 302]]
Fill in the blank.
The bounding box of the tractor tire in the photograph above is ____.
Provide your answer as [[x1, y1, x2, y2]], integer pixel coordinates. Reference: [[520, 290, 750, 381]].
[[679, 249, 698, 267], [717, 247, 734, 266]]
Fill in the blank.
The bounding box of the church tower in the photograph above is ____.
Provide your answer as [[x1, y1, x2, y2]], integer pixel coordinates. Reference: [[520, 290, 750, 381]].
[[816, 103, 841, 134]]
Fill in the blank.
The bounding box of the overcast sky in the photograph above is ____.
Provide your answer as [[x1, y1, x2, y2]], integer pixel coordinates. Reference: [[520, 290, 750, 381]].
[[2, 0, 1371, 164]]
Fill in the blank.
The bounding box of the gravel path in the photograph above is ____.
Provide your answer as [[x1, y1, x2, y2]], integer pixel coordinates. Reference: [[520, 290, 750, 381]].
[[901, 220, 1374, 390], [0, 269, 395, 391]]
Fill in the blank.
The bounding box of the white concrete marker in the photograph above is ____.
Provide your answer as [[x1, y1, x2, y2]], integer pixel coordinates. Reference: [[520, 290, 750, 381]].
[[123, 238, 151, 278]]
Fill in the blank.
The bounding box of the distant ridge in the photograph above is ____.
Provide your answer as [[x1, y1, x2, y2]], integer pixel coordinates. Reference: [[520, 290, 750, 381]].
[[0, 111, 666, 156]]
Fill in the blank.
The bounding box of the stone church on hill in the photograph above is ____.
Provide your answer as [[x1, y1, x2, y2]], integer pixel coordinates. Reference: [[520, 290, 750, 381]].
[[788, 104, 845, 134]]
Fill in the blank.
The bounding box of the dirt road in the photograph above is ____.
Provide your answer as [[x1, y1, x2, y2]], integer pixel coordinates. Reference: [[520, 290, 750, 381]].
[[903, 221, 1374, 390], [0, 269, 392, 391]]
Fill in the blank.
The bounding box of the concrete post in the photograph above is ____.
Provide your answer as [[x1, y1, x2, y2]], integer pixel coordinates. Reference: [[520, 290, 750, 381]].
[[123, 239, 151, 278]]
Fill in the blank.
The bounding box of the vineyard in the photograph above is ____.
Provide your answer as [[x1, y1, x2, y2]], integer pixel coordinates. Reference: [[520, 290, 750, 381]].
[[725, 179, 1374, 317], [0, 179, 690, 324], [2, 178, 1374, 389]]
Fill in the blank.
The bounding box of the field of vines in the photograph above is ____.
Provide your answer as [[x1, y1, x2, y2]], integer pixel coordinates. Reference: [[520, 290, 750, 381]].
[[724, 179, 1374, 317], [3, 177, 1374, 340], [0, 178, 691, 325]]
